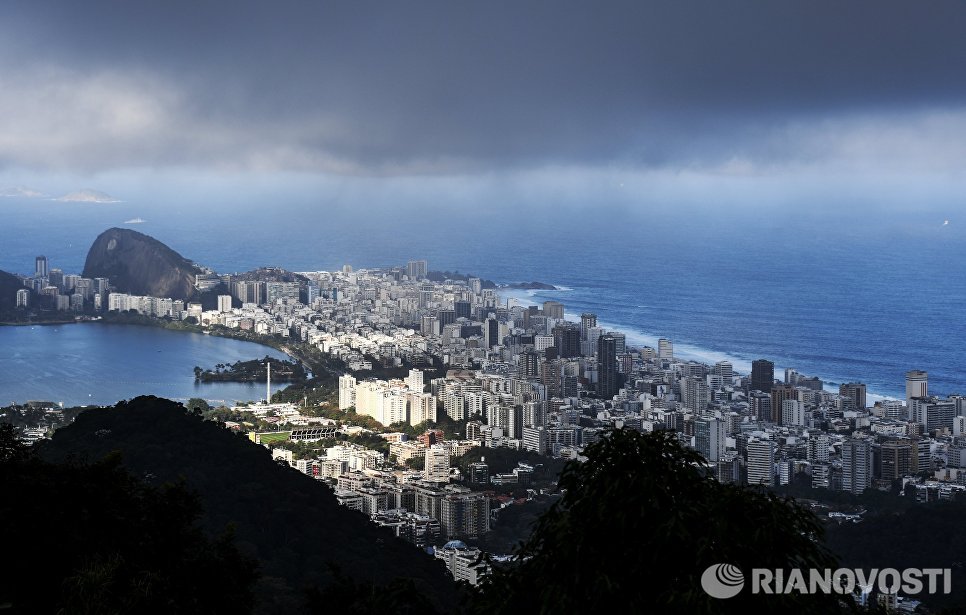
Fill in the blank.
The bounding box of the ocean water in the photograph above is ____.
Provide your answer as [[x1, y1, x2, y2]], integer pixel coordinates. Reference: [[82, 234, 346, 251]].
[[1, 197, 964, 400]]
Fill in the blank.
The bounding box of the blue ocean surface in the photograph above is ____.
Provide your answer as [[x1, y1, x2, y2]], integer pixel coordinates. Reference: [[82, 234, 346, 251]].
[[1, 197, 963, 400]]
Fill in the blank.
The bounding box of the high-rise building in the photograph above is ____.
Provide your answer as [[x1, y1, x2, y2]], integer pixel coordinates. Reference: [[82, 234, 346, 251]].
[[751, 359, 775, 393], [233, 280, 265, 305], [749, 391, 772, 423], [603, 332, 624, 354], [406, 369, 424, 392], [338, 374, 357, 410], [746, 439, 774, 487], [454, 300, 471, 319], [424, 444, 450, 482], [781, 399, 806, 427], [911, 397, 956, 432], [467, 461, 489, 485], [217, 295, 232, 313], [48, 269, 64, 290], [954, 416, 966, 437], [522, 401, 546, 428], [34, 256, 48, 278], [408, 392, 436, 425], [880, 439, 912, 481], [542, 301, 565, 320], [15, 288, 29, 308], [580, 313, 597, 341], [906, 370, 928, 408], [522, 426, 548, 454], [421, 315, 440, 336], [694, 416, 725, 463], [484, 317, 500, 349], [539, 359, 562, 399], [770, 384, 796, 424], [517, 350, 540, 380], [440, 493, 490, 540], [73, 278, 93, 300], [552, 323, 580, 359], [806, 434, 830, 463], [658, 338, 673, 360], [682, 376, 710, 412], [842, 439, 873, 495], [597, 335, 618, 399], [406, 260, 428, 280], [265, 281, 300, 304], [713, 361, 733, 384], [303, 283, 320, 304], [438, 309, 456, 327], [839, 382, 867, 410]]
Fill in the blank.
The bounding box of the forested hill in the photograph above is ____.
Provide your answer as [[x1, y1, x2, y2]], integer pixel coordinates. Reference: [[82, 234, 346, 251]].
[[37, 396, 457, 611], [0, 269, 23, 313]]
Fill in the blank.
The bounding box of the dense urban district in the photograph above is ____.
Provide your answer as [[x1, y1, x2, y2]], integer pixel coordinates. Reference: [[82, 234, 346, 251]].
[[3, 230, 966, 612]]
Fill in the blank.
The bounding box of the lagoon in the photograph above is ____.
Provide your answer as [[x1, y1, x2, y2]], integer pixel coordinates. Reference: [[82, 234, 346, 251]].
[[0, 323, 291, 407]]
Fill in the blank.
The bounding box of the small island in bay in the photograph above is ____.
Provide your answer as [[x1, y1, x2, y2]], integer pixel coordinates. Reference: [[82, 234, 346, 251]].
[[502, 281, 559, 290], [193, 356, 306, 384]]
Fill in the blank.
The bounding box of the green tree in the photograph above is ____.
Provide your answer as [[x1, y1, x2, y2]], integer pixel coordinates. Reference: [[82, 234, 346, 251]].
[[0, 423, 28, 463], [186, 397, 211, 415], [471, 429, 853, 614], [0, 432, 259, 613], [404, 456, 425, 471]]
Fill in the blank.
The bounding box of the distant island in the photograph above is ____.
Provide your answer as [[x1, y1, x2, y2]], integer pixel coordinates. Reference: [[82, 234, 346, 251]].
[[0, 186, 46, 198], [194, 357, 307, 384], [55, 189, 121, 203], [501, 281, 559, 290]]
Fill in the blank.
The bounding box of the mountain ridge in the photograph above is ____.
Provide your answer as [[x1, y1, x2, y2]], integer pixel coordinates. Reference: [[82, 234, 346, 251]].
[[37, 396, 458, 611]]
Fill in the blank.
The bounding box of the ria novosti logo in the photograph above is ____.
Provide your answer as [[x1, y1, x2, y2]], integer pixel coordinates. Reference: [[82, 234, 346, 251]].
[[701, 563, 745, 599], [701, 564, 952, 599]]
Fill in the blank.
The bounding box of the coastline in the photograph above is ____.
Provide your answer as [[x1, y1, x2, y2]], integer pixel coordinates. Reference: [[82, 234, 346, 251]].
[[0, 317, 86, 327], [5, 285, 904, 404], [498, 286, 901, 403]]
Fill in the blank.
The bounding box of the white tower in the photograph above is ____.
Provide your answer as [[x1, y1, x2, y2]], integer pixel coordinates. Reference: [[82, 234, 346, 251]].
[[266, 361, 271, 405], [906, 370, 928, 408], [658, 338, 673, 360]]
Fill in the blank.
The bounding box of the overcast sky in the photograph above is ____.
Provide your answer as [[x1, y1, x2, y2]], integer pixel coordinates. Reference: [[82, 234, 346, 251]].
[[2, 1, 965, 210]]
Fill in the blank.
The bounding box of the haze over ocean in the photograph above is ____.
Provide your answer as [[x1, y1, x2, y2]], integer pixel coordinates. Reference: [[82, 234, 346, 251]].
[[2, 196, 964, 400]]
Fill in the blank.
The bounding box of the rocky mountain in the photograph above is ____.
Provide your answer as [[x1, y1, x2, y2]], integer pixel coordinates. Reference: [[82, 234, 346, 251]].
[[0, 269, 25, 312], [37, 396, 457, 611], [83, 228, 202, 300]]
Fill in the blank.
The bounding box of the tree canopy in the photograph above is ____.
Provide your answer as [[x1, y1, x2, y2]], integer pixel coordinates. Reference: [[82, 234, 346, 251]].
[[0, 423, 258, 614], [471, 428, 853, 614]]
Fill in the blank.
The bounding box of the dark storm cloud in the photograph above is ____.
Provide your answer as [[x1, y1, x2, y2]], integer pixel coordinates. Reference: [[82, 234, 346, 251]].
[[1, 1, 965, 173]]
